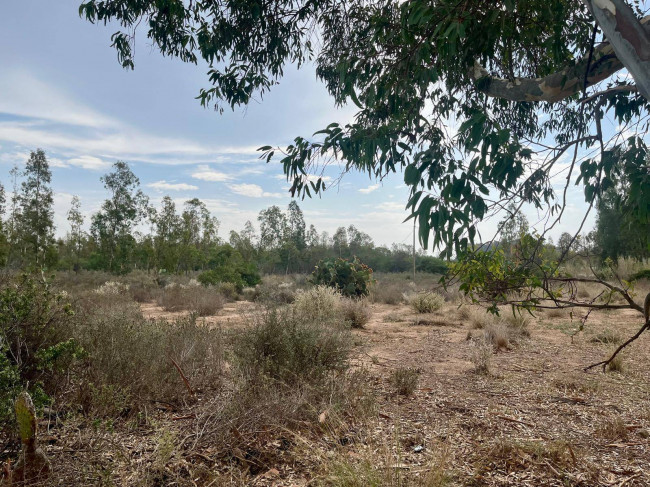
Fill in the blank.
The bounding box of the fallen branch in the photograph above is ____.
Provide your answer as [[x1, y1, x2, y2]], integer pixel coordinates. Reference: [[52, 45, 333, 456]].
[[170, 357, 195, 396]]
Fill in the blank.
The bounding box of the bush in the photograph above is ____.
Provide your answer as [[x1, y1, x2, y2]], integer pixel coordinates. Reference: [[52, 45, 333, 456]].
[[310, 258, 374, 297], [293, 285, 343, 324], [198, 261, 261, 292], [630, 269, 650, 281], [157, 286, 225, 316], [233, 308, 351, 385], [73, 299, 223, 415], [407, 291, 444, 313], [341, 298, 371, 328], [0, 274, 79, 427]]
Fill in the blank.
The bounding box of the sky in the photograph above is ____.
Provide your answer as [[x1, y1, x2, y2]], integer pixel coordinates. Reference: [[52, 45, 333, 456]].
[[0, 1, 596, 250]]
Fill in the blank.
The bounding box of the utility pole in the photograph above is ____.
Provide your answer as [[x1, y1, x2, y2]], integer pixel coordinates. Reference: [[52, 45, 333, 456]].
[[412, 218, 416, 282]]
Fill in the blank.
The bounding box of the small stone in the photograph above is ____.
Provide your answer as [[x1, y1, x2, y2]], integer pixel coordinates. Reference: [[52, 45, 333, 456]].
[[413, 445, 424, 453], [638, 429, 650, 439]]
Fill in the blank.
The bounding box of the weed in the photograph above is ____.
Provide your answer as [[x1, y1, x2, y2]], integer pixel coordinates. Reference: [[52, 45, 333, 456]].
[[390, 367, 419, 396]]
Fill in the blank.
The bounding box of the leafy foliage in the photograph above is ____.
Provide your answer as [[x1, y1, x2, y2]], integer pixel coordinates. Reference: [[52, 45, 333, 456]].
[[0, 274, 79, 426], [80, 0, 650, 259], [310, 257, 374, 297]]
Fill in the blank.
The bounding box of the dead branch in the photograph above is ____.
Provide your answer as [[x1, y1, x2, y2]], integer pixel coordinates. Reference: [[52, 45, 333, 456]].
[[171, 357, 195, 396]]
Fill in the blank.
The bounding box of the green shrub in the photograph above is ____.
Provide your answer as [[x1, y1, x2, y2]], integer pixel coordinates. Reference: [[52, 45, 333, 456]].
[[407, 291, 444, 313], [233, 308, 351, 385], [630, 269, 650, 281], [198, 261, 261, 292], [0, 274, 79, 427], [310, 257, 374, 297]]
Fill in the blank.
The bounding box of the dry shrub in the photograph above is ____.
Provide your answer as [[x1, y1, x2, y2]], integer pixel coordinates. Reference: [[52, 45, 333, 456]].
[[369, 277, 408, 305], [341, 298, 371, 328], [293, 285, 342, 324], [215, 282, 239, 300], [502, 313, 531, 341], [72, 298, 223, 416], [545, 307, 565, 318], [390, 367, 419, 396], [233, 307, 351, 385], [157, 285, 225, 316], [462, 307, 496, 330], [406, 291, 444, 313], [130, 283, 161, 303], [255, 278, 296, 304], [484, 323, 510, 351]]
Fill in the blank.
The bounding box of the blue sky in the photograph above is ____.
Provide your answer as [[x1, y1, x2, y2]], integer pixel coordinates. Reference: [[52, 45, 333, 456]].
[[0, 1, 596, 249]]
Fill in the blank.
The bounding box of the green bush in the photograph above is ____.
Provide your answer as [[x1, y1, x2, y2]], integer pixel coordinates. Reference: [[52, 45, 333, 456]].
[[630, 269, 650, 281], [0, 274, 79, 427], [310, 257, 374, 297], [198, 261, 261, 291]]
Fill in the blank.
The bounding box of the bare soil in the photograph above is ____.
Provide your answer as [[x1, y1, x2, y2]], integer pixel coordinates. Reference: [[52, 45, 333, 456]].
[[33, 299, 650, 486]]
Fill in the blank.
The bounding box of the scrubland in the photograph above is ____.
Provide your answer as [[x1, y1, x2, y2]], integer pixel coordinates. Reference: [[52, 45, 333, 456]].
[[1, 270, 650, 486]]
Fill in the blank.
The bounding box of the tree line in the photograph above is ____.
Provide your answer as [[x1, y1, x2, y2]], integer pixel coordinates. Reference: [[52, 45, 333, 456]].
[[0, 149, 451, 276]]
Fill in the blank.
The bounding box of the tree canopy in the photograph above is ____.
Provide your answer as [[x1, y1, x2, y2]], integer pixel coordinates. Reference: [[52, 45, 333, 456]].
[[80, 0, 650, 256]]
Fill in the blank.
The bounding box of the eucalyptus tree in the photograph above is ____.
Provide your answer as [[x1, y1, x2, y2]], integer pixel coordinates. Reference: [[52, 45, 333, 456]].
[[154, 195, 181, 271], [90, 161, 150, 272], [82, 0, 650, 364], [66, 195, 85, 270], [15, 150, 55, 267]]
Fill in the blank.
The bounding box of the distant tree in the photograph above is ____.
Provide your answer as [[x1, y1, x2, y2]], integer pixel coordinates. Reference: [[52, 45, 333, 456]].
[[67, 195, 85, 270], [90, 161, 149, 272], [258, 206, 288, 251], [14, 150, 55, 267], [0, 183, 7, 266], [332, 227, 348, 257], [287, 201, 306, 250], [557, 232, 574, 256], [498, 204, 529, 257], [154, 196, 181, 271], [594, 186, 650, 261]]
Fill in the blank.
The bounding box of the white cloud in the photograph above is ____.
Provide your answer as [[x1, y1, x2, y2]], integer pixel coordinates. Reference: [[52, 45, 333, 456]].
[[147, 180, 199, 192], [191, 165, 233, 182], [68, 155, 110, 170], [228, 183, 284, 198], [358, 183, 380, 194], [0, 70, 118, 129], [376, 201, 405, 211]]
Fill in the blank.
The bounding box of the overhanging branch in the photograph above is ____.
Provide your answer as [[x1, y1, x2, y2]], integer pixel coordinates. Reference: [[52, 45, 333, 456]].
[[473, 14, 650, 103]]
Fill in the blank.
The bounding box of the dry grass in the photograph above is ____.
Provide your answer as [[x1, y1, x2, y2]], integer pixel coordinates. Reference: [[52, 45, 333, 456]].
[[390, 367, 420, 396]]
